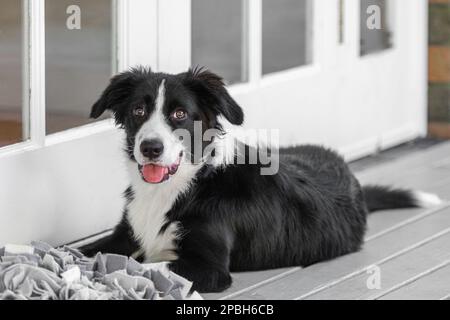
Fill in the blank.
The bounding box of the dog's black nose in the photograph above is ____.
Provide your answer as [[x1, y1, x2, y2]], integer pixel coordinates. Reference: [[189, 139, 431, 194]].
[[140, 139, 164, 159]]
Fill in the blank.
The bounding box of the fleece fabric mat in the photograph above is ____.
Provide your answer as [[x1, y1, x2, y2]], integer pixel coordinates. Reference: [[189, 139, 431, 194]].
[[0, 241, 202, 300]]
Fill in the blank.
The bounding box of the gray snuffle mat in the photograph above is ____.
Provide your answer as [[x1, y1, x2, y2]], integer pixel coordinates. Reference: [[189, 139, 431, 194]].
[[0, 241, 202, 300]]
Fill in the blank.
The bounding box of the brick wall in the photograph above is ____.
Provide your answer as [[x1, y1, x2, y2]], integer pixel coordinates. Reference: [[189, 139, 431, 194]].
[[428, 0, 450, 138]]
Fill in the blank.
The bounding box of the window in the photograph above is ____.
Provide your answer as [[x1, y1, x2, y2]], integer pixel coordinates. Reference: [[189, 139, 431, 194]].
[[262, 0, 313, 75], [45, 0, 113, 134], [360, 0, 392, 55], [191, 0, 247, 84], [0, 0, 114, 148], [0, 0, 27, 147]]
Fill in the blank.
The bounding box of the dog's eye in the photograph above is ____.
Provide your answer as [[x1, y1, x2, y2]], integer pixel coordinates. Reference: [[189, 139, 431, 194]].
[[133, 106, 146, 117], [171, 109, 187, 121]]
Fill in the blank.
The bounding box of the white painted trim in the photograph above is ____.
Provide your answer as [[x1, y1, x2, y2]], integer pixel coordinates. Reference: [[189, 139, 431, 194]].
[[28, 0, 46, 147], [0, 120, 119, 158], [230, 64, 320, 101], [240, 0, 249, 82], [338, 136, 380, 162], [45, 119, 117, 146], [228, 82, 259, 96], [260, 64, 321, 87], [247, 0, 262, 84], [380, 124, 423, 151], [338, 125, 424, 162], [348, 0, 360, 58], [115, 0, 129, 72], [21, 0, 30, 141], [126, 0, 158, 69], [309, 0, 321, 65], [357, 45, 396, 61], [0, 140, 41, 159], [67, 229, 113, 249], [158, 0, 191, 73]]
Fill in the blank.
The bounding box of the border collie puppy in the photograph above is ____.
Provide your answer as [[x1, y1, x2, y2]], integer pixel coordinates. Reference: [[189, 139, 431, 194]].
[[81, 66, 442, 292]]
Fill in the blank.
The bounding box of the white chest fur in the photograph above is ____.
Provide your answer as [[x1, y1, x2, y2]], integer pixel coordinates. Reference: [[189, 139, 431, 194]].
[[126, 160, 199, 262]]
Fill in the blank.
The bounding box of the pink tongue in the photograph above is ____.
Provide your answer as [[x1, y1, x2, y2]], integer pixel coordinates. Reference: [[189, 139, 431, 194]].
[[142, 164, 168, 183]]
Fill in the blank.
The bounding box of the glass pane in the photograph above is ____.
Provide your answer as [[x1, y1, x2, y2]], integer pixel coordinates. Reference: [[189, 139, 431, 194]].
[[0, 0, 26, 147], [360, 0, 392, 55], [262, 0, 313, 75], [45, 0, 113, 134], [192, 0, 246, 85]]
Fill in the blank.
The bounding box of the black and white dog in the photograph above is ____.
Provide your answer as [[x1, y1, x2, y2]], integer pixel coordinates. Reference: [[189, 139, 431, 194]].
[[81, 66, 441, 292]]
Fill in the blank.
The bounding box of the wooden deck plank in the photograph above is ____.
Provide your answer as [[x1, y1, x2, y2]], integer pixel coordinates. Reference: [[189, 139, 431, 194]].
[[433, 156, 450, 170], [210, 142, 450, 300], [355, 142, 450, 182], [357, 164, 450, 191], [365, 205, 450, 241], [356, 152, 450, 191], [207, 206, 435, 299], [379, 263, 450, 300], [429, 178, 450, 200], [209, 206, 441, 299], [206, 208, 425, 300], [390, 168, 450, 191], [365, 208, 423, 239], [304, 232, 450, 299], [202, 267, 299, 300], [229, 205, 450, 300]]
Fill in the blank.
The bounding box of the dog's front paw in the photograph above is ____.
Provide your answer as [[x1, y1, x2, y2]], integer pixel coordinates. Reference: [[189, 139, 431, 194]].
[[170, 263, 232, 293], [191, 272, 232, 293]]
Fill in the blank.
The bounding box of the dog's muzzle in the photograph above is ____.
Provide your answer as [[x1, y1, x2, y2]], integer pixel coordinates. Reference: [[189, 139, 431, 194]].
[[138, 153, 182, 184]]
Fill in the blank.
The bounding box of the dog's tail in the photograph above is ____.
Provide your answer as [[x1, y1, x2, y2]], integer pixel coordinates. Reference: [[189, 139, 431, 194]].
[[363, 185, 443, 213]]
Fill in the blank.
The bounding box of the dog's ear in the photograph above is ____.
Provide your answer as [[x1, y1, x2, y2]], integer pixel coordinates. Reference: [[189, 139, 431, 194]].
[[183, 67, 244, 125], [90, 70, 140, 121]]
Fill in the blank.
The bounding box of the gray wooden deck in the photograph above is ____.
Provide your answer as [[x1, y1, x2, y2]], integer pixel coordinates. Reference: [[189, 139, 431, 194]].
[[204, 141, 450, 300]]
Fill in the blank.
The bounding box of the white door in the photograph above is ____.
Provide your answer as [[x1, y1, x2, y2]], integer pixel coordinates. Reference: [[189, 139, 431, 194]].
[[159, 0, 428, 158], [0, 0, 428, 246]]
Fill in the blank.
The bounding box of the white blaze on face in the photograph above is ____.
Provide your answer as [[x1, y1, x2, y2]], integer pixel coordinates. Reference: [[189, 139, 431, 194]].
[[126, 80, 203, 263], [134, 79, 185, 166]]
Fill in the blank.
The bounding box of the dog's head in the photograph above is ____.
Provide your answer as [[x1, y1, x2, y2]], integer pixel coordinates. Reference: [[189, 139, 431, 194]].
[[90, 66, 244, 184]]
